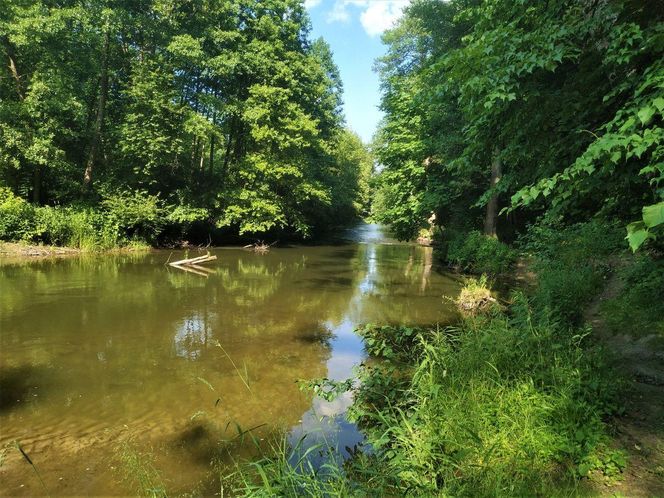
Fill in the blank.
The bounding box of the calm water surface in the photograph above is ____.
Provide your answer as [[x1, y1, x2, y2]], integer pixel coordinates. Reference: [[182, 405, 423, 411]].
[[0, 224, 462, 495]]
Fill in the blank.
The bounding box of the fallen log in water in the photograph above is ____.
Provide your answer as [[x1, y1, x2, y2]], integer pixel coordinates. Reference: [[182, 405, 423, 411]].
[[168, 252, 217, 276]]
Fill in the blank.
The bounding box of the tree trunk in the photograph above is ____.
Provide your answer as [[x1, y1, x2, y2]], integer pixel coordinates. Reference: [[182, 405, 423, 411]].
[[209, 111, 217, 178], [33, 165, 41, 204], [2, 36, 24, 99], [483, 150, 502, 238], [84, 29, 110, 187]]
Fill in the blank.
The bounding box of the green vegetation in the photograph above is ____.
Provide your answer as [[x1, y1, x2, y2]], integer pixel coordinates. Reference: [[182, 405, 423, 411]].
[[2, 0, 663, 496], [226, 223, 633, 496], [446, 231, 516, 276], [218, 1, 664, 494], [602, 257, 664, 338], [371, 0, 663, 254], [0, 0, 372, 247]]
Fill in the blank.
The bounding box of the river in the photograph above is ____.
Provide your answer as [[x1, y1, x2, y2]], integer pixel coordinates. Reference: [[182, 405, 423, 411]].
[[0, 224, 463, 495]]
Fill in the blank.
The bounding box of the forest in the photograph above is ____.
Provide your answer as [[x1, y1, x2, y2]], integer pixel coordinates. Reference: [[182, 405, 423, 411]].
[[1, 0, 664, 497], [0, 0, 372, 247]]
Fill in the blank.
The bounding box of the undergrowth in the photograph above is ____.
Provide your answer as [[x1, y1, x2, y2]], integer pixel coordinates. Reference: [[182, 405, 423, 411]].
[[446, 231, 517, 276], [0, 187, 208, 250], [601, 256, 664, 338]]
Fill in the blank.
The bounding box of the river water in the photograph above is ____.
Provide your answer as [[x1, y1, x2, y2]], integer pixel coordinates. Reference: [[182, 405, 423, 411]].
[[0, 224, 462, 495]]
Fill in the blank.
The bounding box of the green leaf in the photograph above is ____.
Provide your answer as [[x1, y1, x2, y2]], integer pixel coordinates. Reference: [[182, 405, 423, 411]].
[[653, 97, 664, 112], [642, 201, 664, 229], [625, 222, 651, 252], [637, 106, 656, 126]]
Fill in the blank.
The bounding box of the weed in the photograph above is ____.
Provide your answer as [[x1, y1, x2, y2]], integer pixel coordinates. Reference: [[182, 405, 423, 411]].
[[117, 441, 168, 498]]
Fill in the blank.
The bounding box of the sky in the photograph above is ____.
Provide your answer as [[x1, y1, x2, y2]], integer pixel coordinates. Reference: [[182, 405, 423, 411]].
[[304, 0, 409, 143]]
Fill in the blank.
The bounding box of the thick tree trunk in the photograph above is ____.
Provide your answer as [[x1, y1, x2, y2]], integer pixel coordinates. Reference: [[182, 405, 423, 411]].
[[84, 29, 110, 187], [483, 150, 502, 238]]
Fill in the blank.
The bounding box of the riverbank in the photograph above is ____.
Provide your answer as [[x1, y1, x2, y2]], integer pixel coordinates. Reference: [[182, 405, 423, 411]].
[[0, 242, 82, 258], [222, 222, 664, 497]]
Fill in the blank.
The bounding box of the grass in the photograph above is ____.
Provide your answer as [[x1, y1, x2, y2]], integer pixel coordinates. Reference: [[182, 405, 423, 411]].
[[117, 441, 168, 498], [224, 288, 624, 496]]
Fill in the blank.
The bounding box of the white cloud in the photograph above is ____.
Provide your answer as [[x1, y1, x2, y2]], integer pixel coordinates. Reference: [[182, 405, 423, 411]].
[[304, 0, 322, 8], [360, 0, 409, 36], [326, 0, 365, 23], [325, 0, 408, 36]]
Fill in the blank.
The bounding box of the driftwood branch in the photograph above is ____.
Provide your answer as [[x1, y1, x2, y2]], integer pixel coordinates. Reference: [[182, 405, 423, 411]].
[[168, 252, 217, 276]]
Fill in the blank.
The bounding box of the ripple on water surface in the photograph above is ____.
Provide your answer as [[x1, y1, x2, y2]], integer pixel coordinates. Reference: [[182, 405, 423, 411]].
[[0, 224, 463, 495]]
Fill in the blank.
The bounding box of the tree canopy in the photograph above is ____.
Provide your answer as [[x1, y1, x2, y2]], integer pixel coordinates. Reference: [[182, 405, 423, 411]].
[[0, 0, 371, 240], [372, 0, 664, 249]]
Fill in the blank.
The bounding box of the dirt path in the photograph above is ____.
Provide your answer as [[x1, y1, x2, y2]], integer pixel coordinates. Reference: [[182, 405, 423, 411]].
[[584, 266, 664, 497]]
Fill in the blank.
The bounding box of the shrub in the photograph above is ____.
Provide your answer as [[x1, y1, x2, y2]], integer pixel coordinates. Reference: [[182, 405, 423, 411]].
[[31, 206, 112, 250], [447, 231, 517, 275], [601, 257, 664, 337], [347, 294, 622, 496], [524, 221, 623, 326], [0, 188, 36, 241], [102, 191, 164, 244], [356, 324, 426, 363]]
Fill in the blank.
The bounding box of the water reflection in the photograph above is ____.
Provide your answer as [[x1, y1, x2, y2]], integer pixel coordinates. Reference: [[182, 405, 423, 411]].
[[0, 224, 462, 495]]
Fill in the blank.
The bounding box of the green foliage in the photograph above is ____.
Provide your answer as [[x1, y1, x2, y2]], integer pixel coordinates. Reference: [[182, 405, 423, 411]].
[[601, 257, 664, 338], [626, 201, 664, 252], [297, 377, 354, 403], [0, 187, 35, 240], [523, 221, 624, 326], [101, 191, 164, 244], [372, 0, 663, 249], [520, 221, 614, 325], [356, 324, 425, 363], [237, 274, 624, 497], [0, 0, 371, 242], [346, 296, 622, 496], [447, 231, 517, 275]]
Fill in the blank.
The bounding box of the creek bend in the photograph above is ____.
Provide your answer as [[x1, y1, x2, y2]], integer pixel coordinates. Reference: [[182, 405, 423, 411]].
[[0, 224, 463, 495]]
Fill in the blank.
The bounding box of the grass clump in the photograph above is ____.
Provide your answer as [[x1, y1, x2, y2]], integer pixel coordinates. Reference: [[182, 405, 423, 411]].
[[447, 231, 517, 275], [454, 275, 501, 316], [117, 441, 167, 498]]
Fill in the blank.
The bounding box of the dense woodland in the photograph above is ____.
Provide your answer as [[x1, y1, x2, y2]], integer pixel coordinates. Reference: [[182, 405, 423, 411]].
[[0, 0, 372, 246], [372, 0, 664, 251]]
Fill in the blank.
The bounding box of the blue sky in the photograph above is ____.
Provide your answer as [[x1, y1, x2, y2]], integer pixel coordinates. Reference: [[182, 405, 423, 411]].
[[305, 1, 409, 143]]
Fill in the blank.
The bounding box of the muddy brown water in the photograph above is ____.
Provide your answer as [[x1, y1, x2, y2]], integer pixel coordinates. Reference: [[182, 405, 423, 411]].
[[0, 224, 463, 495]]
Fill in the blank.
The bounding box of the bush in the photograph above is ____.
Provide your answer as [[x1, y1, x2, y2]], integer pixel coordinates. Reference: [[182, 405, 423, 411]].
[[523, 221, 623, 326], [447, 231, 517, 275], [347, 292, 622, 496], [0, 188, 162, 249], [102, 191, 164, 244], [0, 187, 36, 240], [31, 206, 115, 250], [601, 257, 664, 337]]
